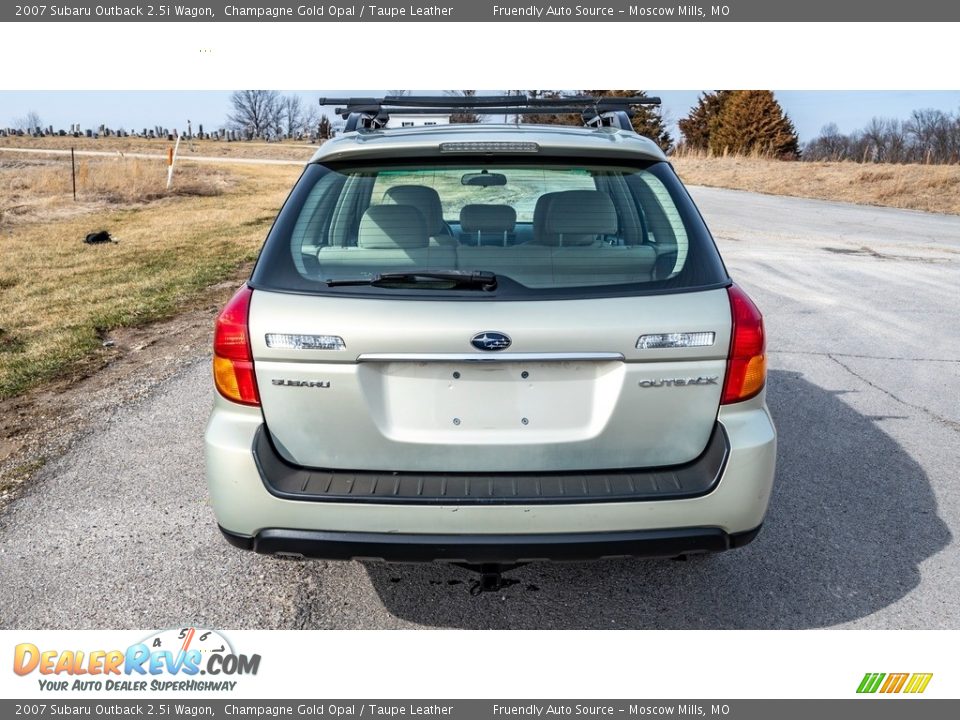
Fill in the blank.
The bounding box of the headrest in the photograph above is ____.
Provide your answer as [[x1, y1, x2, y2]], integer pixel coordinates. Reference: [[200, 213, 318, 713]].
[[382, 185, 445, 235], [459, 204, 517, 233], [532, 191, 564, 244], [358, 205, 428, 249], [544, 191, 618, 236]]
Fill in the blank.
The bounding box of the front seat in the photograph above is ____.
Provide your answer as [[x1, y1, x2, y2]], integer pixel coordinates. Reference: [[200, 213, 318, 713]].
[[539, 190, 618, 247], [382, 185, 456, 246], [358, 204, 428, 249]]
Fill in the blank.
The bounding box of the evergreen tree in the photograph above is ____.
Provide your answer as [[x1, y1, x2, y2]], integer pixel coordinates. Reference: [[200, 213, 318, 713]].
[[708, 90, 800, 159], [678, 91, 732, 151]]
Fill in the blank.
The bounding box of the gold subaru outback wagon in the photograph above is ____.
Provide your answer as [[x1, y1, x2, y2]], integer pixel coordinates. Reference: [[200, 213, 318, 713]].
[[205, 95, 776, 581]]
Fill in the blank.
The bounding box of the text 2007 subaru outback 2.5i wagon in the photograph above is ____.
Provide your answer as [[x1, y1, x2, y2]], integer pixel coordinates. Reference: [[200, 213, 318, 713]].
[[205, 96, 776, 569]]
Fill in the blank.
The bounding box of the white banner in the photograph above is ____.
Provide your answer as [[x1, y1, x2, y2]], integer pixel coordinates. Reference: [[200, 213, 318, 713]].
[[2, 630, 954, 699]]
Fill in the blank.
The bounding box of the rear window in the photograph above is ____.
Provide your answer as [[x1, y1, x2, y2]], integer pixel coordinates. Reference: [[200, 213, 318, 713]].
[[251, 158, 728, 299]]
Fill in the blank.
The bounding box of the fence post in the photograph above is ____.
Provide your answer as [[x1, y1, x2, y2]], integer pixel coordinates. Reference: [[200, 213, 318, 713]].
[[71, 147, 77, 201]]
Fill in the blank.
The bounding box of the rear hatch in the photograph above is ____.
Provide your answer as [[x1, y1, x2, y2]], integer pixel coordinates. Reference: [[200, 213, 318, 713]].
[[249, 289, 730, 473], [245, 153, 735, 473]]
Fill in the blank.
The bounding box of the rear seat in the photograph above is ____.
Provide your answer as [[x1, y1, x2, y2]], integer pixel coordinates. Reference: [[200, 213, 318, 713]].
[[459, 204, 517, 246], [457, 244, 556, 287], [318, 205, 456, 274], [319, 198, 656, 287], [458, 190, 656, 287]]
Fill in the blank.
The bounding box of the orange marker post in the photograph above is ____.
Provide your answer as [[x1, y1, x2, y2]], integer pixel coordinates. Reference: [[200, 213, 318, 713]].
[[166, 135, 181, 189]]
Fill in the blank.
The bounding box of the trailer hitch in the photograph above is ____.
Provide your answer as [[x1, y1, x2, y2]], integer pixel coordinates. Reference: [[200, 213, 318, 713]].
[[455, 563, 524, 595]]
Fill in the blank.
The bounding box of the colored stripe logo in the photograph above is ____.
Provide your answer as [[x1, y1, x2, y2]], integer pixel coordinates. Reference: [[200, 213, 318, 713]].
[[857, 672, 933, 694]]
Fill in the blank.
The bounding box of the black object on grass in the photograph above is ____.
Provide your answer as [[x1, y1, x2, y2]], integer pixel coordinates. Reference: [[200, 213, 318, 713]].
[[83, 230, 113, 245]]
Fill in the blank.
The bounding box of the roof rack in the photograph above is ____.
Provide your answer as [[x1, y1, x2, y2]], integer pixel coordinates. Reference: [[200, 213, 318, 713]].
[[318, 95, 661, 133]]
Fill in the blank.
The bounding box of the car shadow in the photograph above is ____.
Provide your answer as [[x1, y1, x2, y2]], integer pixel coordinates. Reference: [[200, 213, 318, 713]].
[[359, 369, 951, 628]]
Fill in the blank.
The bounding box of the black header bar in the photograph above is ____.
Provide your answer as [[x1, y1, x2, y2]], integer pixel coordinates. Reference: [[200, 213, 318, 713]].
[[4, 1, 959, 23]]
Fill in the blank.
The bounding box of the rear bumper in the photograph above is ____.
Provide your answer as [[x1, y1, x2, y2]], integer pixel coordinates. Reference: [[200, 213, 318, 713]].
[[220, 524, 762, 563], [205, 390, 776, 556], [253, 422, 729, 505]]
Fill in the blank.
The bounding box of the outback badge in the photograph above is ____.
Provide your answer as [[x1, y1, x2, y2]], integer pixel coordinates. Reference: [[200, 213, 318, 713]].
[[638, 376, 719, 388]]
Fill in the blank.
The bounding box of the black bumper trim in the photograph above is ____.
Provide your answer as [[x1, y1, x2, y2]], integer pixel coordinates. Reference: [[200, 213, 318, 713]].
[[253, 423, 729, 506], [219, 524, 762, 563]]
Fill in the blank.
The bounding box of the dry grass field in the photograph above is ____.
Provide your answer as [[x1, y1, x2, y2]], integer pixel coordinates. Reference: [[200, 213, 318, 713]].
[[0, 152, 301, 399], [672, 156, 960, 215], [1, 156, 231, 226]]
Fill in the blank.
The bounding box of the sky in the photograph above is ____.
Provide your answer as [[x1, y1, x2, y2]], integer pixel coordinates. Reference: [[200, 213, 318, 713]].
[[3, 90, 959, 142]]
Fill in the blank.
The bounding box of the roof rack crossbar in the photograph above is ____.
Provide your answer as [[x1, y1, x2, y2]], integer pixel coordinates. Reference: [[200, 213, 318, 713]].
[[336, 106, 644, 117], [320, 94, 660, 118], [321, 95, 661, 133]]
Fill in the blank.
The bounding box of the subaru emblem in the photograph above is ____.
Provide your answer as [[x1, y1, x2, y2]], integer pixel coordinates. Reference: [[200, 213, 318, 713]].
[[470, 331, 512, 352]]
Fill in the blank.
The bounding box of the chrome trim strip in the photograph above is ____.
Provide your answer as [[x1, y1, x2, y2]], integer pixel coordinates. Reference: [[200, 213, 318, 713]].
[[356, 352, 624, 363]]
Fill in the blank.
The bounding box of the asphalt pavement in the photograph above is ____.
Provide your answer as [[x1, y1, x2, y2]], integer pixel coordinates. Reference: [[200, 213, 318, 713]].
[[1, 187, 957, 629]]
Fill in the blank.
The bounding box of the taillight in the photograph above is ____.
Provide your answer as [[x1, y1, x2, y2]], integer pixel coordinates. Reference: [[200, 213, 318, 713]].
[[721, 284, 766, 404], [213, 285, 260, 407]]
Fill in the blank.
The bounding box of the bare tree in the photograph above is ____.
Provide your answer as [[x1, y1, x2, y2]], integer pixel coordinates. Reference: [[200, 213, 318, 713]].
[[14, 110, 42, 133], [804, 107, 960, 164], [387, 90, 410, 97], [228, 90, 282, 138], [804, 123, 850, 161], [861, 117, 888, 162], [907, 109, 960, 164], [860, 117, 909, 163], [885, 119, 908, 163], [302, 104, 321, 139], [281, 95, 306, 138]]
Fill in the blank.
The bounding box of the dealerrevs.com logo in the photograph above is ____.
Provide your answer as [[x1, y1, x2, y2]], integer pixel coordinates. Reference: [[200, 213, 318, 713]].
[[13, 628, 260, 692]]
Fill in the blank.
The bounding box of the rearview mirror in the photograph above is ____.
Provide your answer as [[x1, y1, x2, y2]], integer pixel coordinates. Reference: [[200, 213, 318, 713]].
[[461, 172, 507, 187]]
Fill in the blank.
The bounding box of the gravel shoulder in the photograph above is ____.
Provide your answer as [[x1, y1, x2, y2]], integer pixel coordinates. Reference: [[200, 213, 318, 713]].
[[0, 274, 248, 509]]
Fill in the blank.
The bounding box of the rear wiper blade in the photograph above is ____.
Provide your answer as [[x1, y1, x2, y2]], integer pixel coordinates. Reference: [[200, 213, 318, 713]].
[[326, 270, 497, 291]]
